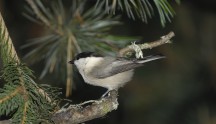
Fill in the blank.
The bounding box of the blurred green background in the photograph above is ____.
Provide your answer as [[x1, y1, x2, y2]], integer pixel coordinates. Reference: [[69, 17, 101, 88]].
[[1, 0, 216, 124]]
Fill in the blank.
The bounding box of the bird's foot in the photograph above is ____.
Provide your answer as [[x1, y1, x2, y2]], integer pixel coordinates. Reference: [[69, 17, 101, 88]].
[[101, 90, 111, 98]]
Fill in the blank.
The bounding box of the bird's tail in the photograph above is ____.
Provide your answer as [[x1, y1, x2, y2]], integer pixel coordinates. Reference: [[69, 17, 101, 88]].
[[137, 54, 165, 64]]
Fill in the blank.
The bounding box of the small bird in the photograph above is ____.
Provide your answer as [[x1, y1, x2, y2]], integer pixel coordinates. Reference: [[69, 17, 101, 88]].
[[69, 52, 165, 97]]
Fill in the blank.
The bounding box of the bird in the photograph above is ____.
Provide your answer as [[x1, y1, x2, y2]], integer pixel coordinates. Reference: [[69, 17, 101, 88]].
[[69, 51, 165, 97]]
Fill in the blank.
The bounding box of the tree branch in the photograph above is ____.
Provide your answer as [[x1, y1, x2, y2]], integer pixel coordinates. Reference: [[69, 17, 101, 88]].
[[51, 90, 118, 124], [0, 10, 54, 120], [118, 31, 175, 57], [0, 12, 20, 64]]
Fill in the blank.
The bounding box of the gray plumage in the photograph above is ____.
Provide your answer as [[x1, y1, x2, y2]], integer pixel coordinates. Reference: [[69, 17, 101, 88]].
[[69, 52, 165, 97], [91, 55, 164, 78]]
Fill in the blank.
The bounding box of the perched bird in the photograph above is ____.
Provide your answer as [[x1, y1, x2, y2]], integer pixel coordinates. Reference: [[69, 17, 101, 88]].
[[69, 52, 165, 97]]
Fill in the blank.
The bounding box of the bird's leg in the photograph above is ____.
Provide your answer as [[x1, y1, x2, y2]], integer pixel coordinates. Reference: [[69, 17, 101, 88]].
[[101, 89, 110, 98]]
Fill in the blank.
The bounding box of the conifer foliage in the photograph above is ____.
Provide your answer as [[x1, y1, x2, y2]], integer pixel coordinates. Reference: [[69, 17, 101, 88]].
[[0, 12, 60, 123]]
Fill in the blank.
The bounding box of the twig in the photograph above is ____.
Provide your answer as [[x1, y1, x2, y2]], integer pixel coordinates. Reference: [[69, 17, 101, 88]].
[[66, 35, 73, 97], [118, 31, 175, 57], [51, 90, 118, 124]]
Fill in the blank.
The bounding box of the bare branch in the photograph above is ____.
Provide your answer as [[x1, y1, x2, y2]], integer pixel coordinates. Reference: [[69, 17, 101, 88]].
[[51, 90, 118, 124], [118, 31, 175, 57]]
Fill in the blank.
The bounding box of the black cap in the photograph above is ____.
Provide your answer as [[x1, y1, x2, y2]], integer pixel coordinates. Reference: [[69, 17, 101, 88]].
[[68, 52, 102, 64]]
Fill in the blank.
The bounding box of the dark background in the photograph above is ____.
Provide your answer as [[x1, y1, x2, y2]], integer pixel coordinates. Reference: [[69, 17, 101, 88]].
[[1, 0, 216, 124]]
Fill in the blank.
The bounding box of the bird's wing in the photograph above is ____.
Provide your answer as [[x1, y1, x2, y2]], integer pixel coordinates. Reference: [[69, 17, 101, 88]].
[[91, 54, 165, 78]]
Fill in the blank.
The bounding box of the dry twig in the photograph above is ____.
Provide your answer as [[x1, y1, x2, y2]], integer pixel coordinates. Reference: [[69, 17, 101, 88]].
[[118, 31, 175, 57]]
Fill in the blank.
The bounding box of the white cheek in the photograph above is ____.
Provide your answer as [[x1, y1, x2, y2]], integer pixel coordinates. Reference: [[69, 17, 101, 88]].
[[74, 57, 103, 74], [74, 59, 86, 71], [85, 57, 103, 69]]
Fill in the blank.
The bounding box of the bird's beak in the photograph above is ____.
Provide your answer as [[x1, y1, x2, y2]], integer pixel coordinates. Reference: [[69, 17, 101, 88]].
[[68, 59, 74, 64]]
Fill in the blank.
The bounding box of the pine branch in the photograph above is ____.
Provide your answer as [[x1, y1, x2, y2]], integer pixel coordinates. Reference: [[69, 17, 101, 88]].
[[0, 10, 55, 102], [0, 11, 60, 123], [21, 102, 28, 124], [95, 0, 179, 26], [0, 86, 21, 104], [0, 12, 20, 64]]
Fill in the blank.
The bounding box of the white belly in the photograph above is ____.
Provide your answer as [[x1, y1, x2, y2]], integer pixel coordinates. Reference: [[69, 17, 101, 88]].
[[82, 70, 134, 90], [74, 57, 134, 90]]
